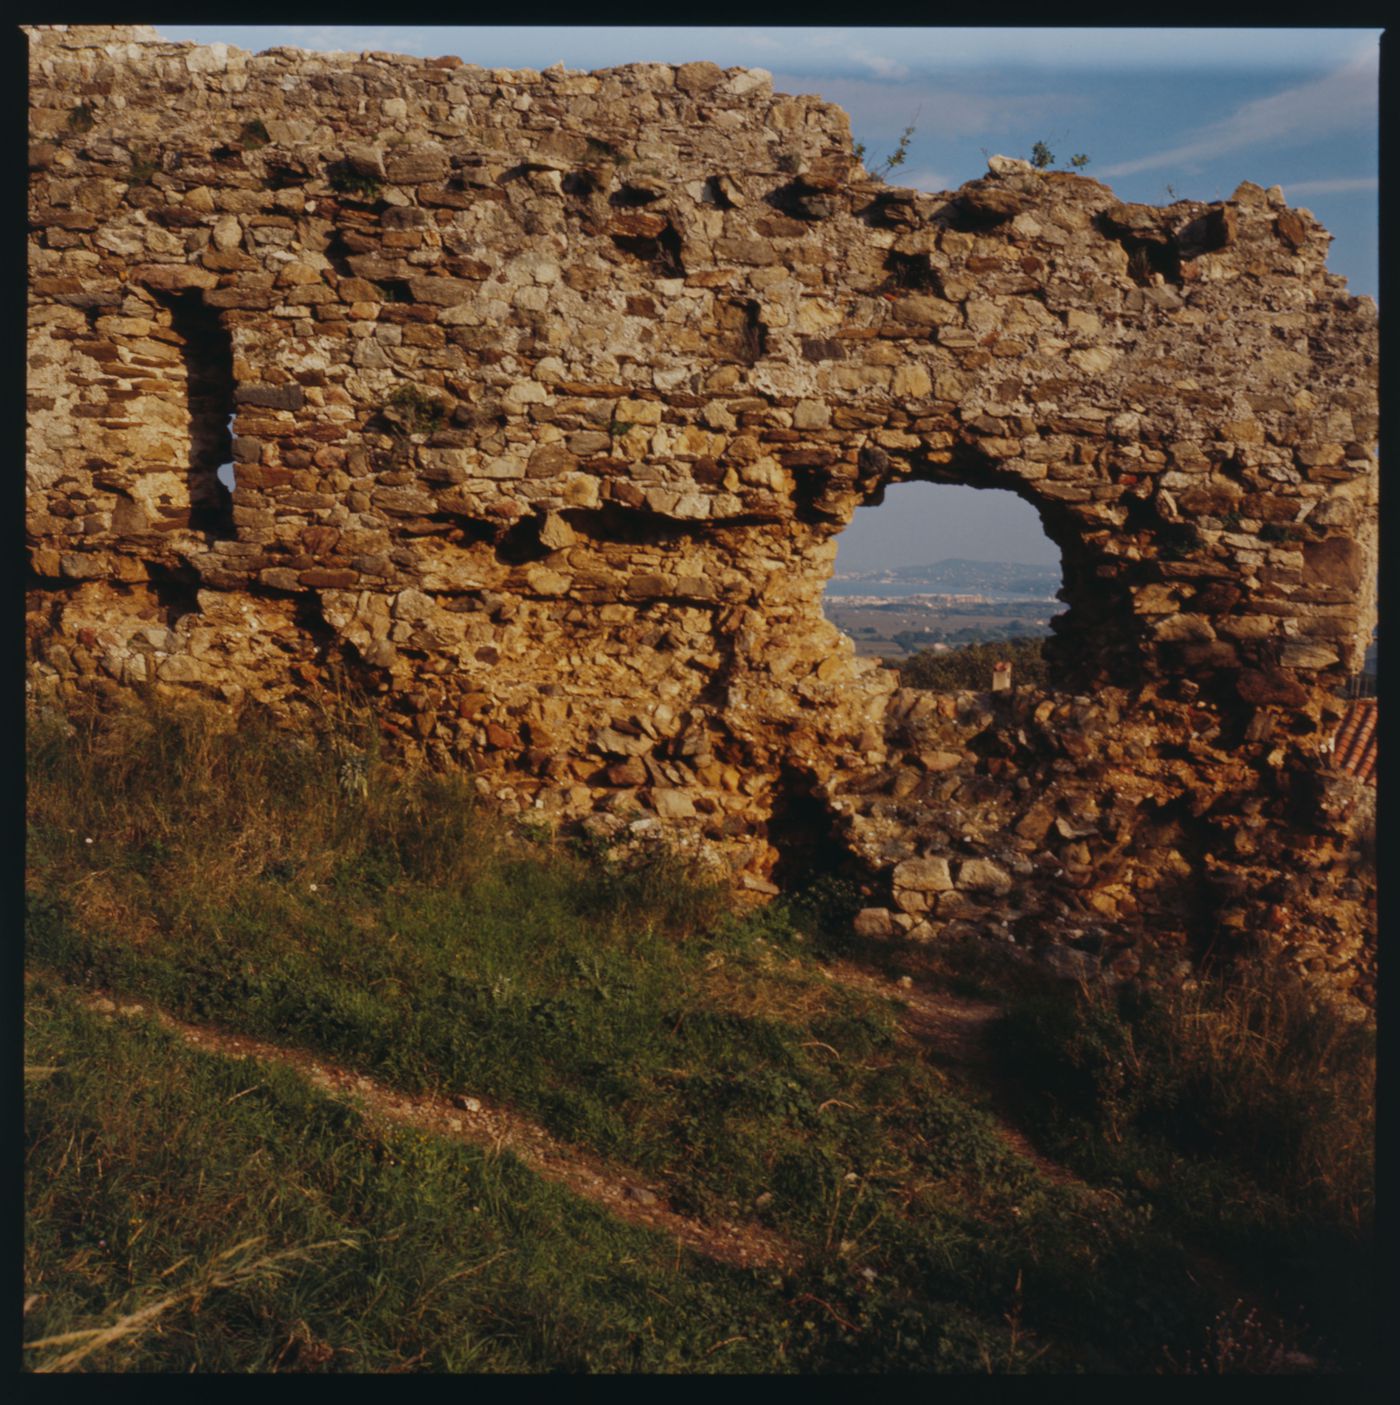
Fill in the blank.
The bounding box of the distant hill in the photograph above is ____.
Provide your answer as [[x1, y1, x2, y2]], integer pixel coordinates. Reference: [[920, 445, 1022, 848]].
[[827, 558, 1061, 600]]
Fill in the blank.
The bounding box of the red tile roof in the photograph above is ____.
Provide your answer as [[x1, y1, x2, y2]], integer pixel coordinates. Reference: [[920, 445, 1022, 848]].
[[1331, 698, 1376, 786]]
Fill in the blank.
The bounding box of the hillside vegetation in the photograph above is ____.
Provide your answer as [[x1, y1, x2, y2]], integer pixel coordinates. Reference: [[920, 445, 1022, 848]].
[[900, 637, 1049, 691], [24, 693, 1375, 1373]]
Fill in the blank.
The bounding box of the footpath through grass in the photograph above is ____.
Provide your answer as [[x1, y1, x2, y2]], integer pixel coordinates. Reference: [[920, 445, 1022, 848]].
[[24, 694, 1376, 1373]]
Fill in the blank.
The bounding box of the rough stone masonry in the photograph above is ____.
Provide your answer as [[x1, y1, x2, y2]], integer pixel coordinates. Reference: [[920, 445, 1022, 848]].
[[26, 26, 1378, 1003]]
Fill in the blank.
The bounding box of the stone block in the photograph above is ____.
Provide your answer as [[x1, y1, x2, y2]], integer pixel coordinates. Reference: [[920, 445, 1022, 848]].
[[892, 856, 953, 893], [956, 859, 1013, 895], [236, 384, 305, 411], [853, 907, 895, 939]]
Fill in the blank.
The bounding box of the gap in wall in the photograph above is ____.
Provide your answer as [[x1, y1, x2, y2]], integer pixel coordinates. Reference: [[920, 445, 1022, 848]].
[[824, 481, 1064, 682], [150, 290, 237, 537]]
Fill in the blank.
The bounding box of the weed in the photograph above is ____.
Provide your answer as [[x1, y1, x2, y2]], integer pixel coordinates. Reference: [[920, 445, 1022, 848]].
[[327, 162, 383, 201], [383, 384, 445, 436], [1163, 1298, 1321, 1374], [66, 103, 95, 134], [996, 966, 1375, 1368]]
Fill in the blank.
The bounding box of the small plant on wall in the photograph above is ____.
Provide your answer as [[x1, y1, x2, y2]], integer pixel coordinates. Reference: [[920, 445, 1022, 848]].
[[384, 384, 446, 437], [1030, 141, 1091, 172], [327, 161, 383, 202], [853, 112, 919, 179], [67, 103, 96, 134]]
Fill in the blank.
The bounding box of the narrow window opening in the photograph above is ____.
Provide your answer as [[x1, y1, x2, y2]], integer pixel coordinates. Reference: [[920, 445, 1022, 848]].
[[151, 289, 236, 538], [824, 480, 1064, 691]]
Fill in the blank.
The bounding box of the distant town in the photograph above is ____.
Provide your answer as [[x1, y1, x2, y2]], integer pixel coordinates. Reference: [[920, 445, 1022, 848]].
[[824, 558, 1063, 658]]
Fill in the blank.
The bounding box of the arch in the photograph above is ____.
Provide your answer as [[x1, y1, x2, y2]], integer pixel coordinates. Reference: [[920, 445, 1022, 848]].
[[832, 444, 1144, 694], [824, 479, 1064, 684]]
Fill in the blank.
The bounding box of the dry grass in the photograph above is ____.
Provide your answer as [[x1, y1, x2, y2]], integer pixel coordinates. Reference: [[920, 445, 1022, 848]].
[[27, 1236, 361, 1373]]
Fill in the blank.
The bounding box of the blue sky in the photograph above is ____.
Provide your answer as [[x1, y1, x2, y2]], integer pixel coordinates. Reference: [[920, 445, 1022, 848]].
[[156, 26, 1380, 572]]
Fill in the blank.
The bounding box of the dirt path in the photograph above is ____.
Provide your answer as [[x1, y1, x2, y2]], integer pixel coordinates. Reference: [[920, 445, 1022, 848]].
[[66, 989, 802, 1275], [50, 959, 1101, 1269], [820, 956, 1319, 1362], [821, 958, 1104, 1193]]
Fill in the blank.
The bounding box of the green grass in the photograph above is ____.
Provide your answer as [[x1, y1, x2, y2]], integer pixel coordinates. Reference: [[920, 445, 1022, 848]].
[[24, 980, 800, 1373], [24, 692, 1376, 1372]]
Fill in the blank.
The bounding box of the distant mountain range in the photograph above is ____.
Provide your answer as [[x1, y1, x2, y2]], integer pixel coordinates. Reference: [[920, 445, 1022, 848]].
[[827, 558, 1062, 600]]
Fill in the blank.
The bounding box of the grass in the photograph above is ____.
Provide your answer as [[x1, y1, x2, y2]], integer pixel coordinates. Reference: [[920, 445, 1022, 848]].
[[995, 971, 1376, 1370], [24, 691, 1377, 1373], [24, 980, 801, 1373]]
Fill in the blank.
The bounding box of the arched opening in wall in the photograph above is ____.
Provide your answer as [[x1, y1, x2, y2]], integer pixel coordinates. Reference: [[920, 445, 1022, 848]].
[[824, 480, 1065, 692], [150, 290, 236, 537]]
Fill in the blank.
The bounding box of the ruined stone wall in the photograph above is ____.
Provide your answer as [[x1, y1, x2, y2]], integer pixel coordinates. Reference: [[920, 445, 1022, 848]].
[[27, 25, 1378, 1000]]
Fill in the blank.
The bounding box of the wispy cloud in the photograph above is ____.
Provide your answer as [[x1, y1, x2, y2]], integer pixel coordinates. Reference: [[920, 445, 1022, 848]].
[[733, 30, 783, 53], [1281, 176, 1379, 197], [1100, 49, 1377, 178], [271, 26, 435, 56], [805, 31, 911, 81], [900, 168, 952, 194]]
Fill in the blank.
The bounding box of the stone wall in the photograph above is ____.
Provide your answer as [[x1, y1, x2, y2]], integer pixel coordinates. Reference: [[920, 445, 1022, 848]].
[[26, 25, 1378, 1001]]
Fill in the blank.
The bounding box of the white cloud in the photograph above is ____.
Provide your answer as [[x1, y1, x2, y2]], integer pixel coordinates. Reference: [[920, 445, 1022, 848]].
[[803, 31, 911, 80], [899, 168, 952, 194], [1281, 176, 1379, 197], [261, 26, 436, 56], [1100, 48, 1377, 178]]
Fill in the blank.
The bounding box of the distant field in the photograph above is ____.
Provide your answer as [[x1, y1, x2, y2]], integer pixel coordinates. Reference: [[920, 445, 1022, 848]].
[[824, 598, 1061, 658]]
